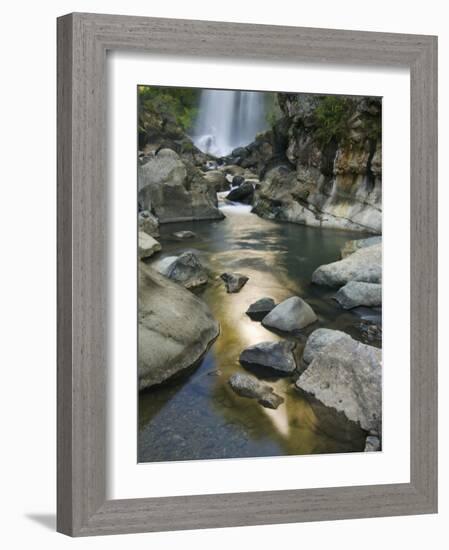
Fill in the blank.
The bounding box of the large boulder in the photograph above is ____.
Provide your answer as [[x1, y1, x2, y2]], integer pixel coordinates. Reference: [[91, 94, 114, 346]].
[[228, 373, 284, 409], [312, 243, 382, 287], [138, 148, 224, 223], [239, 340, 297, 376], [138, 265, 219, 390], [334, 281, 382, 309], [262, 296, 317, 333], [203, 170, 229, 192], [296, 337, 382, 433], [245, 297, 276, 321], [138, 231, 161, 259], [220, 272, 249, 293], [302, 328, 352, 364], [155, 252, 208, 289], [226, 182, 254, 204], [341, 236, 381, 258]]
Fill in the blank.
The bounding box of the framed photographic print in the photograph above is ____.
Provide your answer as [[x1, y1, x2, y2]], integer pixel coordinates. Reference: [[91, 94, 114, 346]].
[[57, 13, 438, 536]]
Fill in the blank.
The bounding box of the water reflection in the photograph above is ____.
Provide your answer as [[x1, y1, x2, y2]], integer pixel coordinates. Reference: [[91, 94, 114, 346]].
[[139, 202, 371, 462]]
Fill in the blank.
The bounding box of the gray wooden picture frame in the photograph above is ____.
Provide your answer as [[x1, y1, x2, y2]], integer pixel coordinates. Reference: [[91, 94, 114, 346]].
[[57, 12, 438, 537]]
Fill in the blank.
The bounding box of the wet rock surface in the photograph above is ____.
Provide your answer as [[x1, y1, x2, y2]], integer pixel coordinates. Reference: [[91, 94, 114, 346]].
[[220, 272, 249, 293], [262, 296, 318, 333], [245, 297, 276, 321], [228, 373, 284, 409], [239, 340, 297, 376]]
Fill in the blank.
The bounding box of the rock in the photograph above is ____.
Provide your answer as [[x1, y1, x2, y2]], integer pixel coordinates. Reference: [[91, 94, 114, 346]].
[[262, 296, 317, 333], [364, 435, 381, 452], [220, 272, 249, 293], [228, 373, 284, 409], [138, 231, 161, 259], [138, 209, 159, 237], [156, 252, 208, 289], [231, 147, 248, 159], [226, 182, 254, 204], [172, 230, 196, 239], [138, 148, 224, 223], [341, 236, 382, 258], [296, 337, 382, 433], [239, 341, 297, 376], [203, 170, 229, 192], [359, 320, 382, 345], [138, 264, 219, 390], [312, 243, 382, 287], [245, 297, 276, 321], [302, 328, 352, 364], [335, 281, 382, 309], [232, 175, 245, 187]]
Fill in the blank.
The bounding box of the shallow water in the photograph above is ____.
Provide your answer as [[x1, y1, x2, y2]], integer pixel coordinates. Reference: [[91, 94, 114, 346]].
[[139, 200, 380, 462]]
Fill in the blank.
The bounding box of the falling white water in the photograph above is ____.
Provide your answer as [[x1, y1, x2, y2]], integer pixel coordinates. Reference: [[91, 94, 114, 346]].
[[192, 90, 267, 157]]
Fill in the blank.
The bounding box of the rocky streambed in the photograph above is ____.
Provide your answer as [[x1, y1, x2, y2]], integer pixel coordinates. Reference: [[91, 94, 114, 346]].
[[138, 196, 382, 462]]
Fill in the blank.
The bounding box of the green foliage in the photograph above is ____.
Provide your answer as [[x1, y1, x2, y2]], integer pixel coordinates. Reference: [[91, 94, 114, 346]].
[[313, 95, 353, 146], [138, 85, 200, 140], [264, 93, 283, 128]]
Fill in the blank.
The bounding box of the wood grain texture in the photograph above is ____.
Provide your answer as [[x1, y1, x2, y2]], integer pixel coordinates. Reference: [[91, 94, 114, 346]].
[[57, 12, 438, 536]]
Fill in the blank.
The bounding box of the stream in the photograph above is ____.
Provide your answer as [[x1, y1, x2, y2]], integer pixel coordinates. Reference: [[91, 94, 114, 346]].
[[139, 196, 380, 462]]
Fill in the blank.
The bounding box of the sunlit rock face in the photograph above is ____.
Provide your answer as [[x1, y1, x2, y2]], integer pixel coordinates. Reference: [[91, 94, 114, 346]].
[[251, 96, 382, 234]]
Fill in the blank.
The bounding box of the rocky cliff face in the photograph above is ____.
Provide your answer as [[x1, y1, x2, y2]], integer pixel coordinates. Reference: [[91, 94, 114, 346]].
[[243, 95, 382, 234]]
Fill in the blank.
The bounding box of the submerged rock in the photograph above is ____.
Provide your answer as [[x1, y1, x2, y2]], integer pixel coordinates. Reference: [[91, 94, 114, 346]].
[[138, 265, 219, 390], [334, 281, 382, 309], [220, 272, 249, 293], [359, 320, 382, 345], [296, 337, 382, 433], [228, 373, 284, 409], [312, 243, 381, 287], [341, 236, 382, 259], [302, 328, 352, 364], [156, 252, 208, 289], [239, 340, 297, 376], [172, 230, 196, 239], [262, 296, 317, 333], [226, 182, 254, 204], [245, 297, 276, 321], [138, 231, 161, 259]]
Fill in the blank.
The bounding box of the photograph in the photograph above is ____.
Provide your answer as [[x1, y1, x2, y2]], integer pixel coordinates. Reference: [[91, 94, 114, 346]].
[[137, 85, 382, 463]]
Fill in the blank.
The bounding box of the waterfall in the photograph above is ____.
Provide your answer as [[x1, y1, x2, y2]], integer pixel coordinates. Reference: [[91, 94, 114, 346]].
[[192, 90, 267, 157]]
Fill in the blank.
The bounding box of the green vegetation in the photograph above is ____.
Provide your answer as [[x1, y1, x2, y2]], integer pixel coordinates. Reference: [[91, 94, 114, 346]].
[[138, 86, 200, 146], [265, 93, 283, 128], [313, 95, 353, 146]]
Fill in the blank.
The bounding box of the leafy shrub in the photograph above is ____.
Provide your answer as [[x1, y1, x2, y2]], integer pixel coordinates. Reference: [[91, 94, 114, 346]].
[[313, 95, 353, 146]]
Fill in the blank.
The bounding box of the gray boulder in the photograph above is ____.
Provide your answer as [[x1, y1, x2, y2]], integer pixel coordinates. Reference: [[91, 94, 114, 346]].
[[239, 340, 297, 376], [138, 265, 219, 390], [302, 328, 352, 364], [138, 231, 161, 259], [138, 209, 159, 237], [296, 337, 382, 433], [156, 252, 208, 289], [312, 243, 382, 287], [202, 169, 229, 192], [220, 272, 249, 293], [335, 281, 382, 309], [138, 148, 223, 223], [341, 236, 382, 258], [245, 297, 276, 321], [228, 373, 284, 409], [262, 296, 317, 333]]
